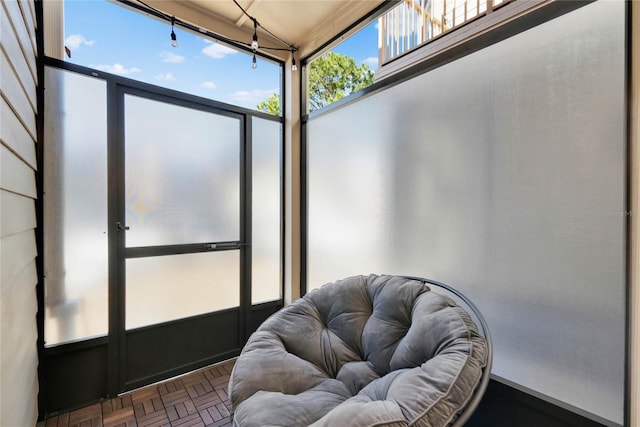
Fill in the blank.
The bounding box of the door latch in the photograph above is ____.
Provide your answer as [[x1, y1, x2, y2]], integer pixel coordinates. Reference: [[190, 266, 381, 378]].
[[116, 222, 130, 232]]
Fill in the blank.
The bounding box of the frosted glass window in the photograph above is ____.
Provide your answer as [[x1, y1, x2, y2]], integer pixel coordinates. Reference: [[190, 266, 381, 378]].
[[126, 251, 240, 329], [43, 67, 108, 345], [307, 1, 625, 424], [125, 95, 240, 247], [252, 119, 282, 303]]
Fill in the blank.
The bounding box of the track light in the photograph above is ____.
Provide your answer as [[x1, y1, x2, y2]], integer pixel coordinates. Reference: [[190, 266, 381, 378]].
[[252, 53, 257, 69], [170, 16, 178, 47], [291, 50, 297, 71], [251, 19, 259, 51]]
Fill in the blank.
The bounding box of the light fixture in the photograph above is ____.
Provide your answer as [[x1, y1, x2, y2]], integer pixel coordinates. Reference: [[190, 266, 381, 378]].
[[252, 53, 257, 69], [251, 19, 259, 51], [170, 16, 178, 47], [291, 49, 297, 71]]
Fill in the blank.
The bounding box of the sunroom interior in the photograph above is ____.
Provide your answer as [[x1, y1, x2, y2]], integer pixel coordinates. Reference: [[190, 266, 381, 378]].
[[1, 0, 639, 426]]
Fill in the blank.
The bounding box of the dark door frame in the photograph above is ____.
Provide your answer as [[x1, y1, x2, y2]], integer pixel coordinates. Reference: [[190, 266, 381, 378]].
[[110, 84, 248, 394], [38, 58, 285, 415]]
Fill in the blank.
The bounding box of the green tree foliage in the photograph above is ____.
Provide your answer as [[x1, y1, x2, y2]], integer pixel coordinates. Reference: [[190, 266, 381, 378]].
[[256, 93, 281, 116], [307, 52, 374, 111], [257, 52, 375, 115]]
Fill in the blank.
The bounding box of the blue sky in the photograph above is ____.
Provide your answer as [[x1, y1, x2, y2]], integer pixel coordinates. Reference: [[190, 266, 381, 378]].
[[63, 0, 379, 110]]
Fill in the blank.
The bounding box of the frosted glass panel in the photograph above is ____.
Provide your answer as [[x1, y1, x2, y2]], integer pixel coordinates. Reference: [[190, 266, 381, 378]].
[[252, 119, 282, 303], [43, 67, 108, 345], [125, 95, 240, 247], [308, 2, 625, 424], [126, 251, 240, 329]]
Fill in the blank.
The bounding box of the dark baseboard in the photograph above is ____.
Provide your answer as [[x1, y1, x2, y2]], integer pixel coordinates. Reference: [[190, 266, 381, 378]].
[[467, 379, 607, 427]]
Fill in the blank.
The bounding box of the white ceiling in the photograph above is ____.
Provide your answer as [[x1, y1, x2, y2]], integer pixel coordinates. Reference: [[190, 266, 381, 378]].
[[134, 0, 387, 61]]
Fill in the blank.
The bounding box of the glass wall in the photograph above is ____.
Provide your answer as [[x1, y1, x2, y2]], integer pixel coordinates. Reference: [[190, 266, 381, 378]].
[[43, 68, 108, 345], [307, 2, 626, 424], [124, 95, 241, 247], [43, 66, 284, 343], [252, 118, 282, 303], [123, 93, 244, 330], [126, 251, 240, 329]]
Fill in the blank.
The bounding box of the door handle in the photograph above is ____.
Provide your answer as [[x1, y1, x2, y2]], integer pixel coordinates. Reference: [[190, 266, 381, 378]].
[[116, 222, 130, 232]]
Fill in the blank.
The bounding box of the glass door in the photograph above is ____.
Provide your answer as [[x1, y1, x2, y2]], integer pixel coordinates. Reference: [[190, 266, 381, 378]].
[[116, 89, 246, 391]]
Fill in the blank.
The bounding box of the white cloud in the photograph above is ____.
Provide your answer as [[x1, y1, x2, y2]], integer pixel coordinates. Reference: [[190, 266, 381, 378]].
[[159, 51, 185, 63], [362, 56, 379, 69], [65, 34, 95, 50], [155, 72, 175, 81], [92, 63, 142, 75], [230, 88, 278, 105], [200, 81, 217, 90], [202, 40, 238, 59]]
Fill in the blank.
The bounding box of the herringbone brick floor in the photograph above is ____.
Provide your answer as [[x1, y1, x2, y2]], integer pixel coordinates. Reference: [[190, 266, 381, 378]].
[[38, 359, 235, 427]]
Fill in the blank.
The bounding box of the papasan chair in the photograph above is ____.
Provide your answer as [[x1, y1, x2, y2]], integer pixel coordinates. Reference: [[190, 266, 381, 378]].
[[228, 274, 492, 427]]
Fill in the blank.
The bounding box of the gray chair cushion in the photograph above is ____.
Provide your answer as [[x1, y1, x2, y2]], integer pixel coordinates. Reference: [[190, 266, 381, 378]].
[[229, 274, 488, 426]]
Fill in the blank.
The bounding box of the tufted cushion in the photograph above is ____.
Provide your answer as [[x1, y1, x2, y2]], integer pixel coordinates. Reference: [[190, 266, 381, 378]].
[[229, 274, 488, 427]]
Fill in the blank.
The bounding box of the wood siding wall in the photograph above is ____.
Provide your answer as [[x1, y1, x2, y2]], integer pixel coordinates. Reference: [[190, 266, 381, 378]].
[[0, 0, 39, 425]]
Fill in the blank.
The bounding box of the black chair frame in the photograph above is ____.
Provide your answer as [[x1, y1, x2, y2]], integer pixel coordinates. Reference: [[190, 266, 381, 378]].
[[403, 276, 493, 427]]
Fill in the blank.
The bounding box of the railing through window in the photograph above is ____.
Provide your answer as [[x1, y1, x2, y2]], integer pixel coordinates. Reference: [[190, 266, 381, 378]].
[[378, 0, 510, 64]]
